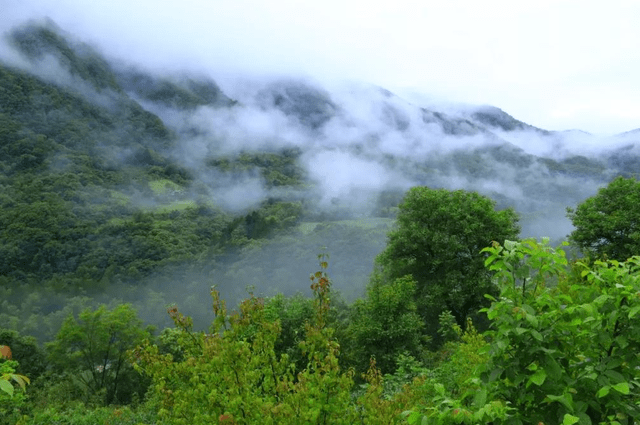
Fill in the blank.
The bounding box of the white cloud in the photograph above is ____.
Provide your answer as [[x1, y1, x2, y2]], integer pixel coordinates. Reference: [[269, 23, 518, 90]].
[[3, 0, 640, 134]]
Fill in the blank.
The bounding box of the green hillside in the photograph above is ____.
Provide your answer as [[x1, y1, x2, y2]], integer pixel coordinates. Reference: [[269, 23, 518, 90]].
[[2, 22, 640, 425], [0, 23, 323, 341]]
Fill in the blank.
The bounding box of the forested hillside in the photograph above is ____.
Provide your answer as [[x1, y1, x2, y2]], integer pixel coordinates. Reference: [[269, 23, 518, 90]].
[[1, 21, 640, 425], [0, 22, 384, 340]]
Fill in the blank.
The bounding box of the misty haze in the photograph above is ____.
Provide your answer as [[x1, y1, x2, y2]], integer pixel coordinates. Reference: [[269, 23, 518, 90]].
[[2, 7, 640, 423], [2, 20, 640, 329]]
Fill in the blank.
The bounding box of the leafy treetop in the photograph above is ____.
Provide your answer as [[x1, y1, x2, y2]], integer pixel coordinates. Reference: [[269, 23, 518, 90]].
[[568, 176, 640, 261], [375, 186, 520, 340]]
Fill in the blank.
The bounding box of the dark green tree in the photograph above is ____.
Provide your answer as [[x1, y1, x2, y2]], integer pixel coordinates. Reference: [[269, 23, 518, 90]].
[[346, 275, 424, 374], [0, 328, 46, 379], [263, 293, 315, 372], [375, 187, 519, 341], [46, 304, 152, 405], [567, 176, 640, 261]]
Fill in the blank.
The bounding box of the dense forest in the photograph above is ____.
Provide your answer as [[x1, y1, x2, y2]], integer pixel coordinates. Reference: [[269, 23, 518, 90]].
[[1, 21, 639, 424]]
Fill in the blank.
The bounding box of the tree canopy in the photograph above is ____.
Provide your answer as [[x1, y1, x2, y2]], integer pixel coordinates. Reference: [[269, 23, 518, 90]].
[[46, 304, 152, 405], [347, 276, 424, 374], [568, 176, 640, 261], [375, 187, 520, 338]]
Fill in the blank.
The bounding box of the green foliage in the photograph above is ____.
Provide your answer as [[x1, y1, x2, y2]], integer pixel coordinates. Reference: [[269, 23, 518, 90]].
[[436, 310, 459, 344], [347, 276, 425, 374], [433, 318, 488, 395], [264, 293, 315, 371], [243, 201, 304, 239], [482, 238, 568, 298], [0, 329, 46, 379], [376, 186, 520, 343], [401, 239, 640, 424], [380, 353, 429, 398], [538, 155, 607, 179], [480, 239, 640, 424], [17, 404, 158, 425], [401, 320, 510, 425], [117, 68, 236, 110], [11, 19, 640, 425], [207, 150, 306, 188], [132, 260, 410, 424], [0, 50, 313, 347], [0, 360, 29, 424], [0, 360, 30, 398], [46, 304, 152, 405], [10, 22, 122, 93], [568, 176, 640, 261]]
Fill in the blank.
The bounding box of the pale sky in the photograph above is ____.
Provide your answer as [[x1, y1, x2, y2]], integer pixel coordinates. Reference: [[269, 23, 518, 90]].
[[3, 0, 640, 134]]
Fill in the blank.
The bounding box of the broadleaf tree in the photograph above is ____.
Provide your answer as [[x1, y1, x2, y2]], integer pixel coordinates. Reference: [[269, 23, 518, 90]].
[[479, 239, 640, 424], [46, 304, 152, 405], [567, 176, 640, 261], [375, 187, 519, 343], [403, 239, 640, 424], [347, 275, 424, 374]]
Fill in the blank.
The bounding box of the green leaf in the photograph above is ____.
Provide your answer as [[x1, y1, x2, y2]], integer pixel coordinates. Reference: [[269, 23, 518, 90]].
[[528, 369, 546, 387], [629, 305, 640, 319], [530, 329, 543, 341], [0, 379, 13, 397], [484, 255, 497, 267], [593, 294, 611, 305], [597, 386, 610, 398], [403, 411, 423, 425], [563, 414, 580, 425], [488, 368, 503, 382], [544, 355, 563, 377], [10, 374, 29, 390], [473, 388, 487, 407], [604, 369, 625, 383], [546, 393, 574, 411], [612, 382, 630, 394]]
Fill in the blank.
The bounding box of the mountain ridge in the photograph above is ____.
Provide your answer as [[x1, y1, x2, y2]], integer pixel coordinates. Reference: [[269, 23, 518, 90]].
[[2, 20, 640, 341]]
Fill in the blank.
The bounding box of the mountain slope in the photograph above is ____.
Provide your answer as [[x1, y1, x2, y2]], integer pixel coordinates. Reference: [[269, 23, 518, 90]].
[[2, 20, 639, 339]]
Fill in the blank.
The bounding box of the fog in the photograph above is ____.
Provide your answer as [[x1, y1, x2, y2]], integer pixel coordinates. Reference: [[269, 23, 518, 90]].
[[5, 0, 640, 134], [158, 74, 625, 231], [3, 18, 635, 244], [3, 17, 640, 333]]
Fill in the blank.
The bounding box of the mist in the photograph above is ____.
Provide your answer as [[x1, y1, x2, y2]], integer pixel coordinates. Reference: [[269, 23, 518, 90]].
[[2, 19, 630, 244], [3, 16, 640, 335], [146, 73, 626, 239]]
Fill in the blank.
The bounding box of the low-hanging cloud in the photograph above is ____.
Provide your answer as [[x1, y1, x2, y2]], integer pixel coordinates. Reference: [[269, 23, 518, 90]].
[[3, 18, 636, 245], [134, 72, 625, 243], [6, 17, 640, 337]]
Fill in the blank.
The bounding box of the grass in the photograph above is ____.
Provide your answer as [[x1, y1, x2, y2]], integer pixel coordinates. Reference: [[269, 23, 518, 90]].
[[149, 179, 183, 195], [297, 217, 394, 235], [154, 200, 197, 213]]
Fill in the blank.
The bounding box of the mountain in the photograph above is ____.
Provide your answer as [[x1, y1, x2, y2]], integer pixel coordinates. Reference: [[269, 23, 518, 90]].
[[1, 20, 638, 338]]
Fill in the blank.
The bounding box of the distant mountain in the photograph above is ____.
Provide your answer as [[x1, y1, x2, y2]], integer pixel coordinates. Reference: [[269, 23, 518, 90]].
[[8, 20, 122, 93], [116, 67, 237, 110], [257, 80, 337, 130], [615, 128, 640, 137], [467, 105, 551, 134], [0, 22, 640, 333], [1, 20, 639, 330]]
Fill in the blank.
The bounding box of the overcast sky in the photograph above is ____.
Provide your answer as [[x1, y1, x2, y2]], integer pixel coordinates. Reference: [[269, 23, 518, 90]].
[[3, 0, 640, 135]]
